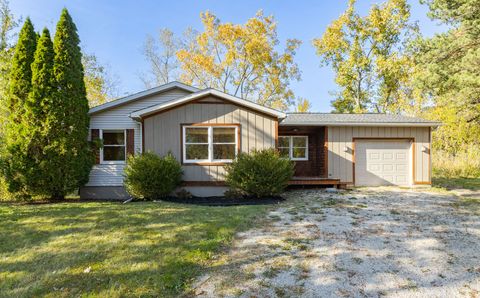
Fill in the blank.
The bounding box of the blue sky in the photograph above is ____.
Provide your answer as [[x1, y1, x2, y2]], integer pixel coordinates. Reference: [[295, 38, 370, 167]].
[[10, 0, 444, 112]]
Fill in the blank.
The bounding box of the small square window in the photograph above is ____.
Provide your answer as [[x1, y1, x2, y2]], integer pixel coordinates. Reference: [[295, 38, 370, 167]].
[[278, 136, 308, 161], [101, 130, 126, 163]]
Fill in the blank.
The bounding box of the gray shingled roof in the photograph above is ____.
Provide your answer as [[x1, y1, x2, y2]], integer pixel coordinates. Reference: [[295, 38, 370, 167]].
[[281, 113, 440, 126]]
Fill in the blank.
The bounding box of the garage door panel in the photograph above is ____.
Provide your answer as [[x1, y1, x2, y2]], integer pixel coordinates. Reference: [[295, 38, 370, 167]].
[[383, 153, 393, 160], [355, 140, 411, 186], [382, 164, 394, 172]]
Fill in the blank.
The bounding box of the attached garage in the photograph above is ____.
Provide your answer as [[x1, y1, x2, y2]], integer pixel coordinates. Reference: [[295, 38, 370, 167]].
[[281, 113, 440, 187], [354, 139, 412, 186]]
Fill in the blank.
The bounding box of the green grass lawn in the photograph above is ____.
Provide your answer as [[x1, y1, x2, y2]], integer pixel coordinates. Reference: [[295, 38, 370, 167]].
[[452, 197, 480, 215], [0, 201, 268, 297], [432, 176, 480, 215], [432, 177, 480, 190]]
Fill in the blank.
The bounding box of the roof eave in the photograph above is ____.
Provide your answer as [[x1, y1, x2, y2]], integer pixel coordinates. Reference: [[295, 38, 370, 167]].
[[89, 81, 199, 115], [130, 89, 286, 120], [280, 122, 441, 127]]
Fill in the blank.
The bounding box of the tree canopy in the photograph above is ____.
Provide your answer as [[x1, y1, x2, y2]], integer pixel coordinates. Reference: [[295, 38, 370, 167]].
[[176, 11, 302, 111], [414, 0, 480, 152], [82, 52, 119, 107], [141, 28, 181, 88], [0, 0, 19, 133], [313, 0, 417, 113]]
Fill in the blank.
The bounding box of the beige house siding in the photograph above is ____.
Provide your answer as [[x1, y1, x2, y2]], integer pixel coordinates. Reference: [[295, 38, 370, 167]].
[[143, 96, 278, 182], [327, 126, 431, 184]]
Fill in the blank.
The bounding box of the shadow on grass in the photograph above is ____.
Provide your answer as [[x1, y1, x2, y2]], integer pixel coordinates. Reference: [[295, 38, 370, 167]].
[[433, 177, 480, 190], [0, 201, 268, 297]]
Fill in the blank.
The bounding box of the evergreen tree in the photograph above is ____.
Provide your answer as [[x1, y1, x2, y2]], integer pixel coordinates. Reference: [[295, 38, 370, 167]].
[[21, 28, 55, 194], [2, 18, 36, 194], [415, 0, 480, 152], [7, 17, 36, 114], [44, 8, 93, 199]]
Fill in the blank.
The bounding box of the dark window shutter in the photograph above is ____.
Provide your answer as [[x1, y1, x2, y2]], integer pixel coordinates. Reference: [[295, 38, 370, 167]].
[[91, 129, 100, 164], [126, 129, 135, 156]]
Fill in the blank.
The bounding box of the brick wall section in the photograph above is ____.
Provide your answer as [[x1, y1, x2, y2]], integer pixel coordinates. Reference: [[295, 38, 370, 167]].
[[126, 129, 135, 156], [278, 126, 326, 177]]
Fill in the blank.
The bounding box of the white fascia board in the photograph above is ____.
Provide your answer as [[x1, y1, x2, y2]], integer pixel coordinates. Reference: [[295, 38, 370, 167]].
[[130, 89, 286, 120], [89, 81, 199, 115], [280, 122, 441, 127]]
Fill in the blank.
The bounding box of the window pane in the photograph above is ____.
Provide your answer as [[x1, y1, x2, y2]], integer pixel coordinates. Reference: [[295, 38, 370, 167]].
[[278, 136, 290, 147], [186, 144, 208, 160], [292, 136, 307, 148], [292, 147, 307, 159], [186, 127, 208, 143], [103, 146, 125, 161], [103, 131, 124, 145], [213, 127, 235, 143], [278, 148, 290, 158], [213, 144, 236, 160]]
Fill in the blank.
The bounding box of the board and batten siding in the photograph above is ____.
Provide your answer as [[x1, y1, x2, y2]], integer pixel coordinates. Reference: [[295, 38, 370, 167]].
[[143, 96, 277, 182], [86, 88, 192, 186], [327, 126, 431, 184]]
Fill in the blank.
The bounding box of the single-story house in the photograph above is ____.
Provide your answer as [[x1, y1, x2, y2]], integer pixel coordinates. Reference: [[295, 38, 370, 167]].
[[80, 81, 441, 199]]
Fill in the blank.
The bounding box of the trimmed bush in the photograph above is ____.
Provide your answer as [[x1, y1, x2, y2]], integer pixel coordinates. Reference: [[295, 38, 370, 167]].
[[124, 152, 183, 200], [225, 148, 294, 197]]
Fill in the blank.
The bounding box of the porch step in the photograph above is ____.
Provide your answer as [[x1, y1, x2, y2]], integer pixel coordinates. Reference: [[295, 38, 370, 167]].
[[288, 177, 346, 188]]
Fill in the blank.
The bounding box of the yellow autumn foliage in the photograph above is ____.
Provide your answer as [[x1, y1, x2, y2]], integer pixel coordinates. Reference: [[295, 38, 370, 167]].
[[177, 10, 301, 110]]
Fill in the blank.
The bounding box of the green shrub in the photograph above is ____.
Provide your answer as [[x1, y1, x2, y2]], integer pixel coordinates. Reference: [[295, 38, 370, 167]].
[[433, 145, 480, 178], [124, 152, 183, 200], [225, 148, 294, 197], [0, 176, 16, 201]]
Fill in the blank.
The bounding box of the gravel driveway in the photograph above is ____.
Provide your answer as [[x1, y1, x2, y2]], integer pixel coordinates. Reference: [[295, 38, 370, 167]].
[[192, 187, 480, 297]]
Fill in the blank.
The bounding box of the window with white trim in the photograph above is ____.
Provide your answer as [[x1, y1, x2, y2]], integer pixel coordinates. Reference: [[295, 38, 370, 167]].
[[101, 130, 126, 164], [183, 125, 238, 163], [278, 136, 308, 161]]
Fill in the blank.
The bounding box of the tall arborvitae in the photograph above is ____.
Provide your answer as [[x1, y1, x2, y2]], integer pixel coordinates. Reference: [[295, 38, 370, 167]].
[[21, 28, 55, 195], [29, 28, 54, 119], [44, 8, 93, 199], [7, 17, 36, 114], [2, 18, 36, 194]]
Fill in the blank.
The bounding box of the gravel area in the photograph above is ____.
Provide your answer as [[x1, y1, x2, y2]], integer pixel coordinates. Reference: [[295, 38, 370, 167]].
[[191, 187, 480, 297]]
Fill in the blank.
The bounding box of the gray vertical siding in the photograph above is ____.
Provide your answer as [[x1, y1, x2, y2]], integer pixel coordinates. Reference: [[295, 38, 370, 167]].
[[143, 96, 277, 182], [327, 126, 431, 184]]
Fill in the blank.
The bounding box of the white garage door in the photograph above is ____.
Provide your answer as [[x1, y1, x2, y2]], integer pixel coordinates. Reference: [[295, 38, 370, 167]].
[[355, 140, 412, 186]]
